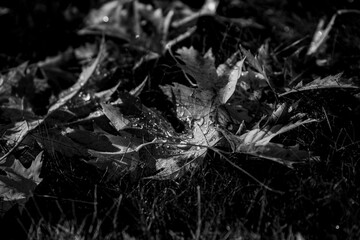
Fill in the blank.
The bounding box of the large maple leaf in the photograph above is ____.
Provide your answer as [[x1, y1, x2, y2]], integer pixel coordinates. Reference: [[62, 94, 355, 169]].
[[164, 47, 319, 172]]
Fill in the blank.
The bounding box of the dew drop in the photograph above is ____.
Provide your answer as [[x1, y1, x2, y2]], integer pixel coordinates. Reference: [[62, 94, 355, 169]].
[[102, 16, 109, 22], [80, 92, 91, 101]]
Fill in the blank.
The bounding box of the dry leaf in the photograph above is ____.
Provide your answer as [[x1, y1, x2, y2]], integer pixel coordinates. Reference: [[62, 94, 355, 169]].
[[218, 58, 245, 104], [235, 116, 317, 167], [48, 40, 104, 113], [176, 47, 219, 89], [0, 151, 43, 213], [281, 73, 358, 97]]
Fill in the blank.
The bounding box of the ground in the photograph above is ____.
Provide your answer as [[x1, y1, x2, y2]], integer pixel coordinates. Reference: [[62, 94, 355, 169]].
[[0, 0, 360, 239]]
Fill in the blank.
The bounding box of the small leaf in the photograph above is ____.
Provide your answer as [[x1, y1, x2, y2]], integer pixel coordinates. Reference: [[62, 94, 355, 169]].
[[239, 45, 263, 75], [129, 77, 148, 97], [218, 58, 245, 104], [280, 73, 359, 97], [0, 151, 43, 213], [222, 106, 319, 167], [307, 15, 336, 56], [243, 143, 315, 168], [94, 81, 121, 101], [101, 102, 130, 131]]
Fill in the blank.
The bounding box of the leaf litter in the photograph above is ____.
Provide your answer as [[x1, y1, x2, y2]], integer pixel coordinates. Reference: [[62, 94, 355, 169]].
[[1, 1, 360, 222]]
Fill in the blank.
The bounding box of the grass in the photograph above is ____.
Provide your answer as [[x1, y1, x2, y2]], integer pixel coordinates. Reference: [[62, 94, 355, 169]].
[[1, 0, 360, 239]]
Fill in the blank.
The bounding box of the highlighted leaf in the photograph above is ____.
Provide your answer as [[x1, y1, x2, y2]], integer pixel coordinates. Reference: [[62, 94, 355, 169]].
[[218, 58, 245, 104], [148, 123, 221, 180]]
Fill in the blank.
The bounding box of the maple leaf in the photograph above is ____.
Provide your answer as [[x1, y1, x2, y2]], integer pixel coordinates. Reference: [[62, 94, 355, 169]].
[[155, 67, 223, 179], [0, 151, 43, 214], [173, 47, 272, 127], [175, 47, 219, 89], [155, 47, 253, 179], [151, 47, 273, 179], [239, 44, 276, 91], [221, 104, 318, 167], [81, 79, 222, 180], [174, 47, 247, 103], [160, 82, 215, 123], [147, 122, 221, 180], [280, 73, 359, 97]]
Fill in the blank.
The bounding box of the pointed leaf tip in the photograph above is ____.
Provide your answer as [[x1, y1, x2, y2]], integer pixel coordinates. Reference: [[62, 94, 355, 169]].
[[218, 58, 245, 104]]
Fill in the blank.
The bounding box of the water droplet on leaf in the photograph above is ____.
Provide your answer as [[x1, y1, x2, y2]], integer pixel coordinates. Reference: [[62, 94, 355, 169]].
[[102, 16, 109, 22]]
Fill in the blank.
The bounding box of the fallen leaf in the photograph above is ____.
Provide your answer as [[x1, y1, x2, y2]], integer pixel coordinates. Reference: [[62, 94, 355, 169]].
[[236, 117, 317, 167], [101, 102, 131, 131], [281, 73, 358, 97], [218, 58, 245, 104], [32, 129, 89, 158], [0, 151, 43, 214], [0, 120, 43, 164], [160, 83, 215, 122], [148, 122, 221, 180], [219, 103, 318, 167], [81, 0, 169, 53], [48, 40, 104, 113], [175, 47, 219, 89]]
